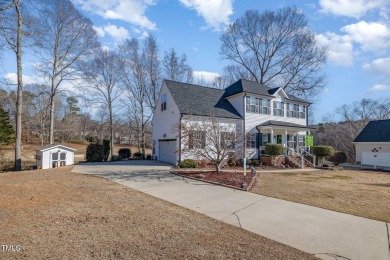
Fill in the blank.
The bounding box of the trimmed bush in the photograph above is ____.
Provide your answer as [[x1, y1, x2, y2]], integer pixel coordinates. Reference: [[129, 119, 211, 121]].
[[178, 159, 197, 168], [329, 151, 347, 166], [312, 146, 334, 157], [250, 160, 261, 167], [132, 152, 145, 160], [265, 144, 284, 156], [118, 148, 131, 160], [313, 145, 334, 165], [86, 143, 104, 162], [146, 154, 152, 160], [103, 139, 110, 161]]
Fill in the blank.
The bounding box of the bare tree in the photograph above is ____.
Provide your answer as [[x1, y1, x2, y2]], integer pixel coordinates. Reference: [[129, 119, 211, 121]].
[[163, 48, 193, 83], [119, 38, 152, 156], [33, 0, 99, 144], [80, 50, 124, 160], [0, 0, 26, 170], [179, 116, 243, 172], [220, 7, 327, 98]]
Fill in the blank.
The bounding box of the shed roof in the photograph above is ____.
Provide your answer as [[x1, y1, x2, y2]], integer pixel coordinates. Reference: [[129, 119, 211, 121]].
[[36, 144, 76, 152], [353, 119, 390, 142]]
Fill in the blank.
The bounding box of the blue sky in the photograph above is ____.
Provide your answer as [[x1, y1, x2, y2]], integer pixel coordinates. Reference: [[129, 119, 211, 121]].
[[2, 0, 390, 123]]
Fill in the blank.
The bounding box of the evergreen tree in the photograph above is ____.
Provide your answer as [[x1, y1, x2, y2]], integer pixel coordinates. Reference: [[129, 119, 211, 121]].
[[0, 107, 15, 145]]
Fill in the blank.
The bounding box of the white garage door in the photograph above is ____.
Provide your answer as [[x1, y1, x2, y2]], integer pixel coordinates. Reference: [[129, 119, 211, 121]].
[[362, 152, 390, 167], [159, 140, 177, 165]]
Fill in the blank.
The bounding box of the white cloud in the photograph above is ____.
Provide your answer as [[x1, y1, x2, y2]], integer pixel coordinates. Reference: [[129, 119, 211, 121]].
[[179, 0, 233, 30], [4, 73, 40, 85], [368, 84, 390, 92], [73, 0, 157, 30], [92, 25, 105, 37], [363, 57, 390, 76], [319, 0, 388, 18], [103, 24, 129, 42], [193, 71, 220, 82], [316, 32, 354, 66], [341, 21, 390, 52]]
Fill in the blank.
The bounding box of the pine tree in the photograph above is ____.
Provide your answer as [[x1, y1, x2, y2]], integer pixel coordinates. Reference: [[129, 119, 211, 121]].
[[0, 107, 15, 145]]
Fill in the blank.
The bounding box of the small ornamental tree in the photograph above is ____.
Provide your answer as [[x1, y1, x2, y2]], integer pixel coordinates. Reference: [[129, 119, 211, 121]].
[[0, 107, 14, 146], [179, 116, 243, 172], [312, 145, 334, 165], [265, 144, 284, 166], [86, 143, 104, 162]]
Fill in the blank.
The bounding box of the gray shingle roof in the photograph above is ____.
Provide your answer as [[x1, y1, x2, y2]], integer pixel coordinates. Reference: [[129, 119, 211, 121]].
[[164, 80, 242, 119], [256, 120, 315, 129], [353, 119, 390, 142], [224, 79, 309, 104]]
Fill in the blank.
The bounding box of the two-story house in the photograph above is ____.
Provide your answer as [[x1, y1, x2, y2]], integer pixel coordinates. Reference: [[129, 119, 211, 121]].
[[152, 79, 314, 165]]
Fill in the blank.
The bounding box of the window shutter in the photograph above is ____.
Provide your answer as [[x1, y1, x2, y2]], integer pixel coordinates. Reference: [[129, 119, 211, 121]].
[[256, 133, 260, 149]]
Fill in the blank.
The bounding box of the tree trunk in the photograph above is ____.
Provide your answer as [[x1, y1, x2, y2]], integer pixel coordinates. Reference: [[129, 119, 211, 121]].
[[109, 101, 114, 160], [14, 1, 23, 171]]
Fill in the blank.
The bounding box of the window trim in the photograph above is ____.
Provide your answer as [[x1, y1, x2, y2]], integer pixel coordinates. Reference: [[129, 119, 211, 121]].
[[161, 93, 167, 111]]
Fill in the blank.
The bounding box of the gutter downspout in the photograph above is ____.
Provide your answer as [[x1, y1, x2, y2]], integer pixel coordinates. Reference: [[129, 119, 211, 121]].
[[243, 92, 247, 160], [179, 113, 183, 163]]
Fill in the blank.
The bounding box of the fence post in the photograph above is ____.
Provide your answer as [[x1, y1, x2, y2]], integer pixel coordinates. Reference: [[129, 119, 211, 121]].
[[313, 155, 316, 168], [301, 155, 304, 169]]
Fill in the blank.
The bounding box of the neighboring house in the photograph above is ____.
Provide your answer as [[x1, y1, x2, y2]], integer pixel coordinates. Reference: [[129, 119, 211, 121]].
[[152, 79, 313, 165], [353, 119, 390, 168], [36, 144, 75, 169]]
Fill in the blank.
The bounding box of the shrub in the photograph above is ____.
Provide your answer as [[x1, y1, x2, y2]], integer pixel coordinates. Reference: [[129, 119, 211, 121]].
[[329, 151, 347, 166], [178, 159, 197, 168], [118, 148, 131, 160], [265, 144, 284, 156], [250, 160, 261, 167], [103, 139, 110, 161], [313, 146, 334, 165], [86, 143, 104, 162], [146, 154, 152, 160], [132, 152, 145, 160], [227, 153, 237, 167]]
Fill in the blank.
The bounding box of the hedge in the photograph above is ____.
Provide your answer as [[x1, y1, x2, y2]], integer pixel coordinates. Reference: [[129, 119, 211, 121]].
[[118, 148, 131, 160], [85, 143, 104, 162], [178, 159, 197, 168], [312, 146, 334, 157], [132, 152, 145, 160], [265, 144, 284, 156]]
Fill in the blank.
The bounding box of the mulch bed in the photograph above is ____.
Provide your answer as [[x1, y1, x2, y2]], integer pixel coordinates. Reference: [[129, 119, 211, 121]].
[[174, 171, 257, 190]]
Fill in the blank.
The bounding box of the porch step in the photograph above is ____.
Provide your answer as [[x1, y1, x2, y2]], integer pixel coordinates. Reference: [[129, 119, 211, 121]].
[[286, 156, 312, 169]]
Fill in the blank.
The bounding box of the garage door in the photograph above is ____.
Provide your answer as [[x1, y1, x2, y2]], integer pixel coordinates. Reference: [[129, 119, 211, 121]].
[[159, 140, 177, 165], [362, 152, 390, 167]]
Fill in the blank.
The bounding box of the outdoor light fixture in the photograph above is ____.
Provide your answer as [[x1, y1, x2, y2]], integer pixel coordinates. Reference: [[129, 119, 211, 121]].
[[372, 148, 379, 169]]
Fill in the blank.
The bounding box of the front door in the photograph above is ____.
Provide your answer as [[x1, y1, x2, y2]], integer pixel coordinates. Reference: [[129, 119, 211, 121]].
[[276, 135, 282, 144]]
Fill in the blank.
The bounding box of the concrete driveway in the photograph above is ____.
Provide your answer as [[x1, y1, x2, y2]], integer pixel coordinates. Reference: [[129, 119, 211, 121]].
[[72, 166, 390, 260], [73, 160, 173, 174]]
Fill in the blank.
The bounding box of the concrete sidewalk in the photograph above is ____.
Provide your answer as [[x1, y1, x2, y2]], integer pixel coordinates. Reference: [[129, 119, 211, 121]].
[[72, 166, 390, 260]]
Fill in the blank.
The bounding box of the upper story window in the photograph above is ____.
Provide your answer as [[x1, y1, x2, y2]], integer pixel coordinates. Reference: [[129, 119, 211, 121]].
[[273, 101, 284, 117], [246, 96, 270, 115], [161, 93, 167, 111], [287, 103, 305, 119]]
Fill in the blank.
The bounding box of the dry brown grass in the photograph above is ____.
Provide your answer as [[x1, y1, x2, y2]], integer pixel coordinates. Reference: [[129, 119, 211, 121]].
[[0, 167, 315, 260], [251, 169, 390, 222]]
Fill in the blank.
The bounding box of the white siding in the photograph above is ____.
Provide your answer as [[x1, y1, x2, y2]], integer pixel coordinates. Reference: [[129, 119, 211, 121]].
[[36, 146, 75, 169], [152, 82, 181, 163], [226, 94, 244, 117], [355, 143, 390, 165]]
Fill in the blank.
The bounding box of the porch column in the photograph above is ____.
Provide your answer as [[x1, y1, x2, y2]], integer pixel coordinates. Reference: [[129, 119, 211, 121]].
[[283, 130, 288, 147], [270, 128, 274, 144]]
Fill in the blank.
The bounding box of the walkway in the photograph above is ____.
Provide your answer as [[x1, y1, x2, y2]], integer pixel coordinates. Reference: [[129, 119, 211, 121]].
[[72, 164, 390, 260]]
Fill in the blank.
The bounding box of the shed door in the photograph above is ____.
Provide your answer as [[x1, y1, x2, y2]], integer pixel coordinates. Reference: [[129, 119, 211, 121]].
[[362, 152, 390, 167], [159, 140, 177, 165]]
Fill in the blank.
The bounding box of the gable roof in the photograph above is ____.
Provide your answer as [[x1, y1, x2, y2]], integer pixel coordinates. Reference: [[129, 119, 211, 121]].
[[353, 119, 390, 143], [224, 79, 309, 104], [164, 80, 242, 119], [37, 144, 76, 152]]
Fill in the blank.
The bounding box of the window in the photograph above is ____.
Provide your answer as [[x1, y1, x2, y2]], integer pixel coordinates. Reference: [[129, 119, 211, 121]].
[[246, 96, 270, 114], [262, 133, 269, 146], [161, 93, 167, 111], [260, 99, 270, 114], [299, 105, 306, 119], [246, 133, 257, 148], [221, 132, 235, 149], [189, 130, 206, 149], [52, 153, 58, 160], [60, 152, 66, 160], [298, 135, 305, 147], [273, 101, 284, 117]]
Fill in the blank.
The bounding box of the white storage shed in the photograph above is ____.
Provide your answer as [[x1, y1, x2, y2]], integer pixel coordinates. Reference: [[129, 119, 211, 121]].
[[36, 144, 75, 169]]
